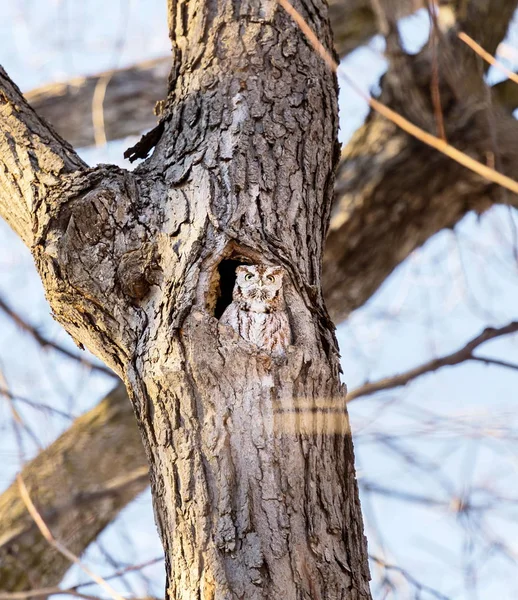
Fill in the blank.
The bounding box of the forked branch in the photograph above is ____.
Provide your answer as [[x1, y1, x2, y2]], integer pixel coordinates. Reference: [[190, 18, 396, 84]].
[[347, 322, 518, 401]]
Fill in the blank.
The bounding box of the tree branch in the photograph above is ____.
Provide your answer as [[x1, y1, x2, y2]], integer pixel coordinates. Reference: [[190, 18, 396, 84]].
[[328, 0, 442, 57], [347, 322, 518, 401], [456, 0, 518, 58], [0, 384, 148, 591], [24, 57, 170, 150], [16, 475, 127, 600], [0, 295, 116, 377], [0, 66, 85, 246], [0, 557, 163, 600], [1, 61, 163, 374], [492, 77, 518, 113], [369, 555, 452, 600], [323, 1, 518, 321]]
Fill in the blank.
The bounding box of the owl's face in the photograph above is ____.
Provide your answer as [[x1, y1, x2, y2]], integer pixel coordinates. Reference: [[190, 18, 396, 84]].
[[234, 265, 285, 311]]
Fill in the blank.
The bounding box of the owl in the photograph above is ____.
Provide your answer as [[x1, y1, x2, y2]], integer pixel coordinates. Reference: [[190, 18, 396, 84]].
[[220, 264, 292, 357]]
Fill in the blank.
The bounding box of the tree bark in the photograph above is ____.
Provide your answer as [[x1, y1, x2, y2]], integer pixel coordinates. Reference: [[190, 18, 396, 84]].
[[0, 384, 149, 591], [0, 1, 371, 598]]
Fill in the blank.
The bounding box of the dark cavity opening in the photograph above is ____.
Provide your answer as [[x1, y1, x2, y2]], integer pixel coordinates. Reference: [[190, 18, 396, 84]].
[[215, 259, 249, 319]]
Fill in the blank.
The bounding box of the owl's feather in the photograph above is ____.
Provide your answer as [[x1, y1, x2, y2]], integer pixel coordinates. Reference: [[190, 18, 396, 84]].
[[220, 265, 291, 356]]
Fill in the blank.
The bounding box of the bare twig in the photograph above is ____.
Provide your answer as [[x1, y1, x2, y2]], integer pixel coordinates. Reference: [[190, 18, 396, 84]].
[[92, 72, 113, 147], [58, 467, 150, 512], [17, 476, 127, 600], [0, 557, 163, 600], [15, 467, 150, 543], [0, 590, 101, 600], [459, 31, 518, 86], [361, 480, 449, 508], [77, 556, 163, 588], [361, 480, 507, 512], [2, 389, 75, 420], [0, 296, 116, 377], [0, 368, 42, 454], [278, 0, 518, 195], [370, 554, 452, 600], [347, 322, 518, 401]]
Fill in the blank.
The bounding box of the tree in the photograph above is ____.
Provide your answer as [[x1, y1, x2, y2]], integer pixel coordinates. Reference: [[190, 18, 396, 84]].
[[2, 0, 518, 598], [0, 1, 372, 598]]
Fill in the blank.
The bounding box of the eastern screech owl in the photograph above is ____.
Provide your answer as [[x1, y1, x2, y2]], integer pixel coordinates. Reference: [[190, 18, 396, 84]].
[[220, 264, 292, 356]]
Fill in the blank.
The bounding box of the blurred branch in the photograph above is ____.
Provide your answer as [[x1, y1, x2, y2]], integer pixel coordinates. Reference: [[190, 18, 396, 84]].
[[492, 77, 518, 112], [361, 480, 515, 512], [347, 322, 518, 401], [54, 467, 149, 514], [456, 0, 518, 59], [0, 368, 42, 454], [361, 480, 449, 507], [370, 554, 452, 600], [323, 1, 518, 321], [0, 590, 101, 600], [458, 31, 518, 85], [17, 475, 126, 600], [328, 0, 448, 56], [0, 557, 163, 600], [0, 384, 148, 591], [0, 296, 116, 378], [1, 389, 75, 420], [25, 57, 170, 150], [73, 557, 163, 589]]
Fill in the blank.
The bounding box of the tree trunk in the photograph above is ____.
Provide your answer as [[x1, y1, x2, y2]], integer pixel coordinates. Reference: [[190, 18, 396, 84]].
[[0, 0, 371, 598]]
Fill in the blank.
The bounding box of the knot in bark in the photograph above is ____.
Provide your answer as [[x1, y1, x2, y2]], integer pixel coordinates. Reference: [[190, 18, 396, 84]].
[[117, 243, 162, 301]]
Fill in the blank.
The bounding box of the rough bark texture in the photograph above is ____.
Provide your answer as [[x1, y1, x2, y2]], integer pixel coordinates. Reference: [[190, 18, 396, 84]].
[[0, 1, 371, 598], [0, 384, 148, 591], [0, 68, 85, 247]]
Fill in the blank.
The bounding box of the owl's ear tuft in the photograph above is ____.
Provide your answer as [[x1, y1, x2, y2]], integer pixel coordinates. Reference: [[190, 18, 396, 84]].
[[269, 266, 285, 277], [236, 265, 254, 275]]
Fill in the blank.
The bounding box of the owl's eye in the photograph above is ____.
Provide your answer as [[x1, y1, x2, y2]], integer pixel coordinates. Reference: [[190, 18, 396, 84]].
[[245, 273, 254, 281], [266, 275, 275, 283]]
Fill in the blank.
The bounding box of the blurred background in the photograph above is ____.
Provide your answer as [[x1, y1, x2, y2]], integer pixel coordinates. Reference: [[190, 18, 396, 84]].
[[1, 1, 518, 599]]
